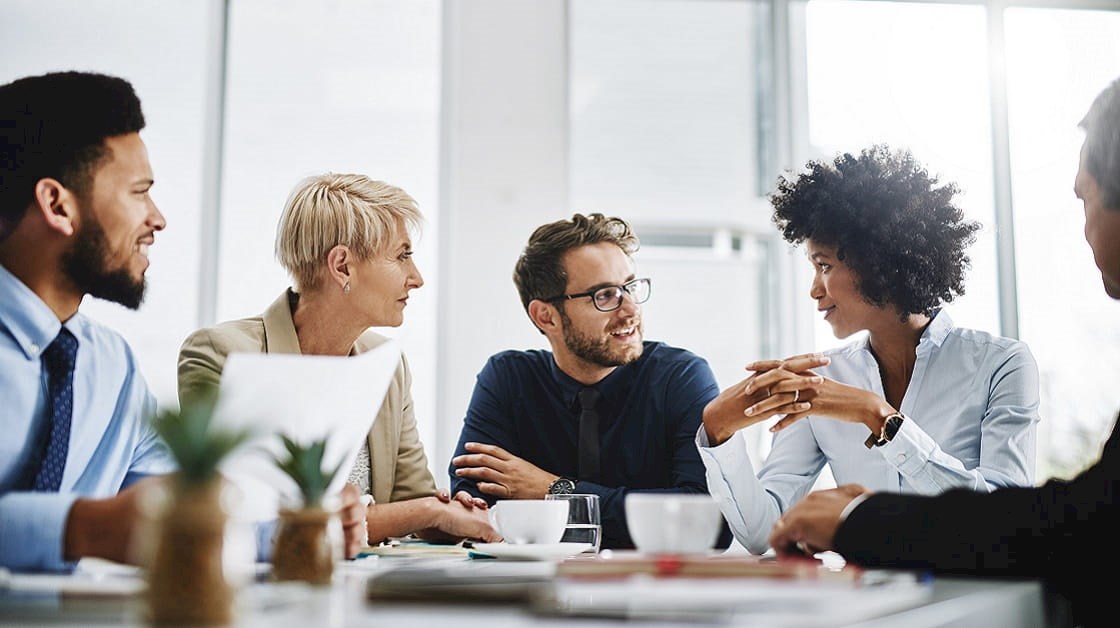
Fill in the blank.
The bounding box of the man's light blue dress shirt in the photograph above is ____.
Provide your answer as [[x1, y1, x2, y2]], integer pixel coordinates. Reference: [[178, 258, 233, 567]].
[[698, 310, 1040, 554], [0, 264, 174, 571]]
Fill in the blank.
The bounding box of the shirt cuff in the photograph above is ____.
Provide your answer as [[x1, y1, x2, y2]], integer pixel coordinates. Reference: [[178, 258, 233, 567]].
[[0, 491, 81, 572], [876, 417, 932, 475], [696, 424, 713, 448], [695, 425, 749, 465], [839, 492, 871, 523]]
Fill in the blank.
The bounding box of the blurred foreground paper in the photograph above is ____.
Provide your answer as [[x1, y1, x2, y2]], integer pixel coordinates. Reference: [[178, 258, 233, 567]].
[[211, 341, 401, 522]]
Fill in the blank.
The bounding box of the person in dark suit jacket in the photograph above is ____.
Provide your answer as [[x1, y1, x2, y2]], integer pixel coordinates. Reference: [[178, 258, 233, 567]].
[[768, 76, 1120, 627]]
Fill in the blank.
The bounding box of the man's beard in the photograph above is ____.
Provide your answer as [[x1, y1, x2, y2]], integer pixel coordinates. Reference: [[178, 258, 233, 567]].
[[62, 212, 146, 310], [558, 307, 643, 368]]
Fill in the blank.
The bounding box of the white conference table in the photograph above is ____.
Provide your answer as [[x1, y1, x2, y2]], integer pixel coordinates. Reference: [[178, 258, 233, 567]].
[[0, 553, 1050, 627]]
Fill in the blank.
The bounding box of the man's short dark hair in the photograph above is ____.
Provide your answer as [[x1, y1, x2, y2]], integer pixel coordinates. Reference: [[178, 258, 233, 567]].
[[0, 71, 146, 240], [1080, 77, 1120, 209], [513, 213, 640, 314], [770, 145, 980, 320]]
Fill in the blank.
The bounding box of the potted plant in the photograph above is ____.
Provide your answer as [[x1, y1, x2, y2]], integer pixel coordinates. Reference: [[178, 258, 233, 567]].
[[145, 392, 252, 625], [270, 435, 345, 585]]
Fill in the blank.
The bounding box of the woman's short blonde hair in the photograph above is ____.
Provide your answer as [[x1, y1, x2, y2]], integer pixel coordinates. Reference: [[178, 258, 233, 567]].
[[275, 173, 423, 291]]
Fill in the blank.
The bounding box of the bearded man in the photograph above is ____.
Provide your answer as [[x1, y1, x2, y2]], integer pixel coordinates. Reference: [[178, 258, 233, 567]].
[[0, 72, 366, 571], [0, 71, 173, 571], [450, 213, 730, 549]]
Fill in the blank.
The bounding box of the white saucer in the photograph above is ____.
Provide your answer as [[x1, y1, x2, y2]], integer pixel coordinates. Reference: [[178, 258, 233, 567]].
[[470, 542, 593, 561]]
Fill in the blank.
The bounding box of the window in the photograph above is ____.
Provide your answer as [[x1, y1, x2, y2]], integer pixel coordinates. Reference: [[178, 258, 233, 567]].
[[570, 0, 780, 414], [1, 1, 442, 437], [219, 0, 442, 447], [799, 0, 1120, 480], [802, 0, 999, 350], [1005, 6, 1120, 478]]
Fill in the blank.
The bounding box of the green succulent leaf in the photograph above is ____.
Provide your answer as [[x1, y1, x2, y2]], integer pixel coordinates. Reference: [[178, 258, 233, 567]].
[[151, 390, 252, 485], [273, 434, 342, 508]]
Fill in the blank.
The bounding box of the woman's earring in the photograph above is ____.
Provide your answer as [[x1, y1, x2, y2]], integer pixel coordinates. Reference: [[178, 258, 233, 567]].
[[343, 281, 351, 294]]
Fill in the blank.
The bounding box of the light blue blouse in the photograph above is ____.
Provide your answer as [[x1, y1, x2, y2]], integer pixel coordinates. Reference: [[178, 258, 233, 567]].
[[698, 310, 1040, 554]]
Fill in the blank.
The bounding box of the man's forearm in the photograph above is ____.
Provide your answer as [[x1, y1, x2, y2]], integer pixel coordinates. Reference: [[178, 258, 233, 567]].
[[64, 495, 137, 565]]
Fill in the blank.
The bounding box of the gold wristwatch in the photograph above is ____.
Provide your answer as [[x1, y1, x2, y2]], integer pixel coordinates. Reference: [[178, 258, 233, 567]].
[[864, 412, 905, 449]]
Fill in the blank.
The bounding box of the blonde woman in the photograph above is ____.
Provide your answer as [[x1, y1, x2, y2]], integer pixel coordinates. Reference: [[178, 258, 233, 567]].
[[178, 173, 498, 544]]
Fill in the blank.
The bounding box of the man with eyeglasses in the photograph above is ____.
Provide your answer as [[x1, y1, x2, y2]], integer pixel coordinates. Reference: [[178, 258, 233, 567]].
[[450, 213, 731, 549]]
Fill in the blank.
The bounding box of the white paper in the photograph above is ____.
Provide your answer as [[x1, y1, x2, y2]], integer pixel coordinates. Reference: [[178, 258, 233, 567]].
[[210, 341, 401, 522], [2, 559, 145, 596]]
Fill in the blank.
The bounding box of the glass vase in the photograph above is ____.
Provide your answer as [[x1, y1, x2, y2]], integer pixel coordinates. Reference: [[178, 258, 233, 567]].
[[145, 475, 234, 625], [271, 497, 342, 585]]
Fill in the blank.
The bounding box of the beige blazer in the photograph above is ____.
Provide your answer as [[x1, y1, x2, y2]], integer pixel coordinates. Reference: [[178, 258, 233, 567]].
[[177, 289, 437, 504]]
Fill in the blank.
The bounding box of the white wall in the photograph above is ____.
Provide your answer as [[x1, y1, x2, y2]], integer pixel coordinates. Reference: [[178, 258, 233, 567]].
[[435, 0, 572, 480]]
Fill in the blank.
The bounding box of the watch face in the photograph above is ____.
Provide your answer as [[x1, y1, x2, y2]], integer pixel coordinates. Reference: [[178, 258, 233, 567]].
[[549, 478, 576, 494]]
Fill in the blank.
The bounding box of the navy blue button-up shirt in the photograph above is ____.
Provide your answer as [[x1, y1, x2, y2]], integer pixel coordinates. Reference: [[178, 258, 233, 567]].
[[450, 340, 729, 549]]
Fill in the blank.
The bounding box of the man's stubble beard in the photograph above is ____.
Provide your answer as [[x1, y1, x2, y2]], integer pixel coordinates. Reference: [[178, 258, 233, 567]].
[[61, 207, 146, 310], [557, 306, 643, 368]]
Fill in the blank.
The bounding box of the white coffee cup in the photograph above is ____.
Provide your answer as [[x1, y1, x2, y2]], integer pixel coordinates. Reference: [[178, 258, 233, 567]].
[[624, 493, 723, 554], [487, 499, 569, 544]]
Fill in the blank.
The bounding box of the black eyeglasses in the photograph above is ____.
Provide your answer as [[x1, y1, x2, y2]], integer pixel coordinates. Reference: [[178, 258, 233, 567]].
[[544, 278, 652, 312]]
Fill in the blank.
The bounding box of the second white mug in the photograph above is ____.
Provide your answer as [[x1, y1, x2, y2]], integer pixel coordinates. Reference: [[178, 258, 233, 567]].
[[487, 499, 569, 544], [624, 493, 722, 554]]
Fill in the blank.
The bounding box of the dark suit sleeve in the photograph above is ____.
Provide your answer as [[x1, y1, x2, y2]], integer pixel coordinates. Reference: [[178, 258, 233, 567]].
[[448, 358, 515, 502], [835, 417, 1120, 622]]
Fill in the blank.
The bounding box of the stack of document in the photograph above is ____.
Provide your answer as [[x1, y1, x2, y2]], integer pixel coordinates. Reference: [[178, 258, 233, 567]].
[[555, 552, 859, 581]]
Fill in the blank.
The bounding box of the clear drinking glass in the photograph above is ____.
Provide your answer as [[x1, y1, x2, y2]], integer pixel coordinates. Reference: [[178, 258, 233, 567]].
[[545, 493, 601, 553]]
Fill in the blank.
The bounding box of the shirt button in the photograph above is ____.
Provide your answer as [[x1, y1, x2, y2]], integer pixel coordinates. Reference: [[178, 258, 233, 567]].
[[29, 343, 39, 355], [896, 453, 907, 464]]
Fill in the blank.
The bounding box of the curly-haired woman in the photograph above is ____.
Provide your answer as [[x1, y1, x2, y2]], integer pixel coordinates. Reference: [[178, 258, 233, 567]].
[[698, 145, 1040, 554]]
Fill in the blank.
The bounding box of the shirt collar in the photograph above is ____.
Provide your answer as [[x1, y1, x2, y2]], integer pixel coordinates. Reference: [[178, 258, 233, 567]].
[[919, 308, 953, 349], [0, 263, 66, 360], [260, 288, 303, 354], [548, 342, 647, 409], [844, 309, 953, 356], [548, 359, 582, 409], [263, 288, 369, 357]]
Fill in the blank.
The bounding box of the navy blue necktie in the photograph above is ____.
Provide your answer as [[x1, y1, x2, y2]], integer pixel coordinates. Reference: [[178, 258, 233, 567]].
[[33, 328, 79, 492], [577, 387, 601, 483]]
